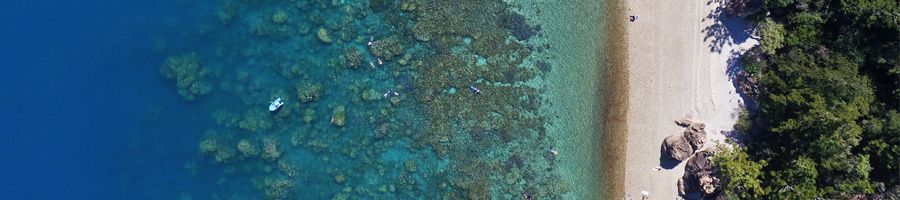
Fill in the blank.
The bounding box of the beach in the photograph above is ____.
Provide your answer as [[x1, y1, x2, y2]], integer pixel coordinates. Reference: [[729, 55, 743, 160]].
[[621, 0, 758, 198]]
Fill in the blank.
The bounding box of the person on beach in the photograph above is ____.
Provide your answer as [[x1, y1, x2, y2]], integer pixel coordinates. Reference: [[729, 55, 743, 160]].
[[629, 15, 638, 22]]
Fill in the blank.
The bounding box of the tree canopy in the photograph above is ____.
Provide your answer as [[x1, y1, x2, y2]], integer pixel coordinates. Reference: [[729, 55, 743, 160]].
[[718, 0, 899, 198]]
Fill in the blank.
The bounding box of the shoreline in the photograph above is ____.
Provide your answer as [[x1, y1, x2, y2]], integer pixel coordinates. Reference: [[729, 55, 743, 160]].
[[598, 0, 628, 199]]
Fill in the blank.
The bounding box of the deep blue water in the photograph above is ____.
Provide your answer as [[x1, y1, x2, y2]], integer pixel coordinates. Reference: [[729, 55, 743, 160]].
[[0, 1, 207, 199]]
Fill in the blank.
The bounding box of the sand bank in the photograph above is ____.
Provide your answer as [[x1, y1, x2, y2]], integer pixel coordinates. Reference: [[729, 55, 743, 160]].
[[621, 0, 758, 198]]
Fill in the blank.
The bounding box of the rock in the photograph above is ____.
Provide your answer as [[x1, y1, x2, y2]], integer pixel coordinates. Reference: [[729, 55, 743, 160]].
[[685, 151, 713, 177], [675, 117, 694, 127], [700, 175, 716, 194], [663, 134, 693, 161], [681, 151, 719, 197], [737, 71, 760, 99], [684, 122, 707, 150], [724, 0, 763, 17]]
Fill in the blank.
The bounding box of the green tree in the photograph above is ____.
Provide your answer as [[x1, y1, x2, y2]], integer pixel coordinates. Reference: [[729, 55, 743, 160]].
[[770, 157, 823, 199], [758, 19, 785, 55], [714, 144, 767, 198]]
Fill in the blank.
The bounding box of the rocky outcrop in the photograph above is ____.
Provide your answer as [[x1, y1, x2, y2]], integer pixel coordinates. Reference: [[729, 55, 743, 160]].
[[663, 118, 709, 161], [679, 148, 721, 198], [685, 122, 707, 150], [669, 117, 723, 199], [724, 0, 762, 18], [663, 134, 694, 161]]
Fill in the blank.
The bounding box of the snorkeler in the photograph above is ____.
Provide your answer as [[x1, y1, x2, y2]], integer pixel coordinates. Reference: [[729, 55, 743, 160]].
[[547, 146, 558, 156], [469, 85, 481, 95]]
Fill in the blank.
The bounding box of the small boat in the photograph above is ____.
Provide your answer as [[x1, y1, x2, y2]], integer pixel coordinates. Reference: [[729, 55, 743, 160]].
[[269, 97, 284, 111]]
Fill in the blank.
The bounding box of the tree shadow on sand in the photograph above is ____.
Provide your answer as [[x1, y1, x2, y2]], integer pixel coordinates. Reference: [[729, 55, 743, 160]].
[[702, 0, 755, 53]]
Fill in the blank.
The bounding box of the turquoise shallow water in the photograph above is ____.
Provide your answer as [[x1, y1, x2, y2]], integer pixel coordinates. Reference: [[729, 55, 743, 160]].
[[1, 0, 608, 199]]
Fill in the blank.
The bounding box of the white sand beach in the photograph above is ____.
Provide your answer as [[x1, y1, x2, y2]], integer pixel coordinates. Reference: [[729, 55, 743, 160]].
[[622, 0, 758, 198]]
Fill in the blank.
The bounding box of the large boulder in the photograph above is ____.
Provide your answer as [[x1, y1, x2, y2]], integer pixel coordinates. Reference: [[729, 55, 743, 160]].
[[682, 151, 720, 197], [663, 134, 693, 161], [685, 123, 707, 150]]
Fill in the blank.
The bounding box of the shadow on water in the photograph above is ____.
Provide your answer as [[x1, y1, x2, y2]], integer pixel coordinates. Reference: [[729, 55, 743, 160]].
[[702, 0, 755, 53]]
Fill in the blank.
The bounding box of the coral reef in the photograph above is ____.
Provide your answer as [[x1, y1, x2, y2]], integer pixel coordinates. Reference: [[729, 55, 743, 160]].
[[271, 10, 289, 24], [369, 36, 404, 60], [296, 83, 323, 103], [317, 28, 333, 43], [261, 137, 281, 161], [389, 96, 400, 106], [404, 160, 417, 173], [164, 0, 565, 198], [277, 159, 300, 177], [159, 53, 211, 101], [263, 177, 293, 200], [237, 139, 258, 157], [501, 12, 540, 41], [342, 47, 363, 68], [334, 173, 346, 183], [360, 89, 382, 101], [198, 130, 235, 163], [238, 109, 272, 132], [331, 105, 346, 127]]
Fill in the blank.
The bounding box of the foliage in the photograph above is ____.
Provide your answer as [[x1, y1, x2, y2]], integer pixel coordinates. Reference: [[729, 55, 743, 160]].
[[723, 0, 900, 198], [734, 108, 752, 134], [713, 144, 767, 199], [758, 19, 785, 55]]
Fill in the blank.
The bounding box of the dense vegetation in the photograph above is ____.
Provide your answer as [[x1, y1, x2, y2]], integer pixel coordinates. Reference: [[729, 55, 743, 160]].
[[716, 0, 899, 198]]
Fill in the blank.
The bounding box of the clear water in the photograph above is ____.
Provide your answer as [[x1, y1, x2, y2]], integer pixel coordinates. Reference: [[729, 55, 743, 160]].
[[0, 0, 609, 199]]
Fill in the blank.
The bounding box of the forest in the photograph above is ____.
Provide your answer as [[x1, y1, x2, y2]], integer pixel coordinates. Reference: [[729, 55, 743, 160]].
[[716, 0, 899, 198]]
